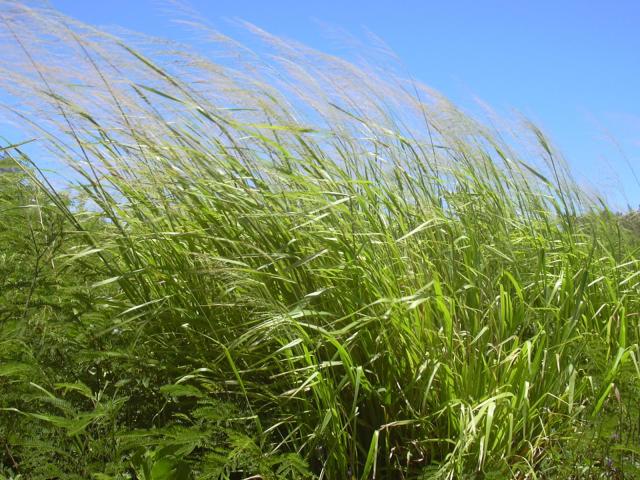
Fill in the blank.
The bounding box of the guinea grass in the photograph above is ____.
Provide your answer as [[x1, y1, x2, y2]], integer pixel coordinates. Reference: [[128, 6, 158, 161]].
[[1, 2, 640, 478]]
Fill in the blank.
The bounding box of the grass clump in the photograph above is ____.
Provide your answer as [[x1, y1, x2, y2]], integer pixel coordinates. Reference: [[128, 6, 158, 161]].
[[1, 2, 640, 478]]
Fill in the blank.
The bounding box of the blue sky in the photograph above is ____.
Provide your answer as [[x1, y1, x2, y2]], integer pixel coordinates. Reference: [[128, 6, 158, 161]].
[[32, 1, 640, 208]]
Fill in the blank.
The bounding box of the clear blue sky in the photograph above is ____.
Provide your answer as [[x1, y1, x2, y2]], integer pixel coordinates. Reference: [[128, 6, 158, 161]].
[[40, 1, 640, 208]]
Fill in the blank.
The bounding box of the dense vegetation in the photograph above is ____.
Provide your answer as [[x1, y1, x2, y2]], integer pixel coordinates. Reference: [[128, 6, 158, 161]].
[[1, 2, 640, 478]]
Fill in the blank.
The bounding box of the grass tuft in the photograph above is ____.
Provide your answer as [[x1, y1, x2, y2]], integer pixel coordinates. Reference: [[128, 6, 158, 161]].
[[1, 2, 639, 478]]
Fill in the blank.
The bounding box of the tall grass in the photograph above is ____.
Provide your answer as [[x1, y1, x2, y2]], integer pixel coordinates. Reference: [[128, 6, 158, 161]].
[[1, 2, 640, 478]]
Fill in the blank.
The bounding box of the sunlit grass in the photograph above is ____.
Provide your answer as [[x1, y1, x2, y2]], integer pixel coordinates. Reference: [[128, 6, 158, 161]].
[[1, 1, 640, 478]]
